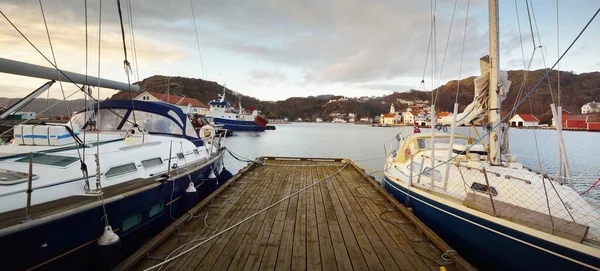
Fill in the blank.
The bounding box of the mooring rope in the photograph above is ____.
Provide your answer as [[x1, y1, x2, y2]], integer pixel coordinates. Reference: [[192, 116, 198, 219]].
[[145, 162, 349, 271]]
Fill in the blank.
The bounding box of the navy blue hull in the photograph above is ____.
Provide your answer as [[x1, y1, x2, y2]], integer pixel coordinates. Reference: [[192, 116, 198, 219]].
[[0, 155, 233, 271], [212, 118, 266, 131], [383, 177, 600, 271]]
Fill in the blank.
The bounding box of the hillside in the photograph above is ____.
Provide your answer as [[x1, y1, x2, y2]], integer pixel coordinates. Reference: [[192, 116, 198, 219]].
[[3, 70, 598, 123], [112, 70, 598, 123]]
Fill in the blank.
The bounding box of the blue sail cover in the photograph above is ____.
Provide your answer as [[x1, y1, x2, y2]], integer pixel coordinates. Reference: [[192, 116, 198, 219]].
[[93, 100, 201, 145]]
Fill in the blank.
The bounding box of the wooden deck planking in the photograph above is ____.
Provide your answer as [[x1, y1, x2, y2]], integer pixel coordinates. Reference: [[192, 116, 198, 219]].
[[304, 165, 322, 270], [329, 169, 399, 271], [342, 170, 437, 271], [134, 167, 263, 270], [226, 160, 290, 270], [125, 158, 473, 271], [180, 164, 275, 270], [242, 162, 295, 271]]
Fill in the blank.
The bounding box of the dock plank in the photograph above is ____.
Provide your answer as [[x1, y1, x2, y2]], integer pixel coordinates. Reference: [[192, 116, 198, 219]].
[[124, 158, 473, 271], [304, 165, 322, 270], [242, 162, 295, 271]]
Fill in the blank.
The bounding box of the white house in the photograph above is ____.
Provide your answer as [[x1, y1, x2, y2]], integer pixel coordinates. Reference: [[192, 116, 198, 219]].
[[316, 118, 323, 123], [582, 101, 599, 114], [332, 117, 347, 123], [402, 109, 414, 124], [509, 114, 540, 127], [134, 91, 208, 115], [379, 104, 401, 126]]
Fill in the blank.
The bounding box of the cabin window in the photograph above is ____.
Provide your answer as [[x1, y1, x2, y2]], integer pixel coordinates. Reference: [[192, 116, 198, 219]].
[[105, 163, 137, 178], [177, 153, 185, 159], [16, 154, 79, 167], [470, 183, 498, 196], [70, 109, 127, 131], [122, 213, 142, 231], [141, 158, 163, 169], [193, 149, 200, 155], [149, 201, 164, 218], [122, 111, 182, 135]]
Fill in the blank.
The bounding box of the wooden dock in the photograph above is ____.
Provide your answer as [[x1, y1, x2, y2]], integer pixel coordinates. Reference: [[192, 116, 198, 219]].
[[117, 157, 473, 271]]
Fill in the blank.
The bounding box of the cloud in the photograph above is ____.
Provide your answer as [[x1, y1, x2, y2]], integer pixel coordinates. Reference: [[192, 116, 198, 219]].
[[1, 0, 596, 102], [354, 83, 412, 91], [247, 69, 286, 82]]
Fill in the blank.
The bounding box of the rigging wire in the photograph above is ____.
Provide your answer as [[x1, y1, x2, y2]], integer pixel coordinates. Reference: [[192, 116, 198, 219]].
[[116, 0, 137, 125], [0, 10, 135, 127], [435, 0, 459, 106], [528, 0, 556, 105], [387, 6, 600, 210], [125, 0, 140, 82], [38, 0, 85, 163], [455, 0, 470, 104], [189, 0, 206, 79]]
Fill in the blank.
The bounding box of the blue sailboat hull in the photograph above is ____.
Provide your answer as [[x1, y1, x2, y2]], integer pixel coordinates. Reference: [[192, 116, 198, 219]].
[[212, 117, 266, 131], [383, 176, 600, 271], [0, 154, 232, 271]]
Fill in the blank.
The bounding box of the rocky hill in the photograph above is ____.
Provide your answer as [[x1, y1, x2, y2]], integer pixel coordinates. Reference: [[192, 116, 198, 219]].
[[113, 70, 598, 123], [3, 70, 598, 123]]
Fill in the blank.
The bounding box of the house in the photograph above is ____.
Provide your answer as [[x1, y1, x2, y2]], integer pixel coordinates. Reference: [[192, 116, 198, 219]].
[[296, 118, 303, 122], [332, 117, 347, 123], [316, 118, 323, 123], [134, 91, 208, 115], [587, 115, 600, 131], [379, 113, 401, 126], [359, 117, 370, 122], [581, 101, 600, 114], [563, 115, 588, 129], [437, 111, 451, 123], [402, 109, 414, 124], [348, 117, 356, 123], [509, 114, 539, 127], [379, 104, 401, 126]]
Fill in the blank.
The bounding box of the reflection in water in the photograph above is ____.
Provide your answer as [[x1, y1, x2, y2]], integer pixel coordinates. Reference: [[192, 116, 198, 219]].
[[223, 123, 600, 203]]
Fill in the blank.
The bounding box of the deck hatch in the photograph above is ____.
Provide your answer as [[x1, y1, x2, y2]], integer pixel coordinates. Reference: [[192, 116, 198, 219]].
[[15, 153, 78, 167]]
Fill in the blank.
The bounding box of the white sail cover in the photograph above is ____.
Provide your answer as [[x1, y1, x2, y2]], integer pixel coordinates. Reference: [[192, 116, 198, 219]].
[[439, 56, 511, 126]]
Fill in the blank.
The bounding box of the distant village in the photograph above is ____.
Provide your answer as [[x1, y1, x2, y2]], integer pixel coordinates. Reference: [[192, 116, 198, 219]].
[[3, 93, 600, 132], [278, 98, 600, 132]]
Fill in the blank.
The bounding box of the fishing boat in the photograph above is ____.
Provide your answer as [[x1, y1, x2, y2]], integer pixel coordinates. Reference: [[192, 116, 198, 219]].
[[0, 58, 232, 270], [204, 88, 269, 131], [382, 1, 600, 270]]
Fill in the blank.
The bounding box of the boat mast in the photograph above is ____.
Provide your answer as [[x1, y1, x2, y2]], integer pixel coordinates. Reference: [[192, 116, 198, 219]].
[[488, 0, 502, 165]]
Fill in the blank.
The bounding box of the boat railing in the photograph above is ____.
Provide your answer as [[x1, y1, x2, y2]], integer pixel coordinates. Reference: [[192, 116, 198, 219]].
[[414, 154, 600, 244]]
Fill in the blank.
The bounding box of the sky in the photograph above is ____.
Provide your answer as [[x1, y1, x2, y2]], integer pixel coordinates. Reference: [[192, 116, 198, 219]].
[[0, 0, 599, 101]]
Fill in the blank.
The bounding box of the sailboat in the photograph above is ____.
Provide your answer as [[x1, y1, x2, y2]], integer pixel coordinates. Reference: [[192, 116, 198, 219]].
[[382, 1, 600, 270], [0, 57, 233, 270]]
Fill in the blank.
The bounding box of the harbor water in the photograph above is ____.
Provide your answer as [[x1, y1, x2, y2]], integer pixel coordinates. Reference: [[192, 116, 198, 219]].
[[223, 122, 600, 204]]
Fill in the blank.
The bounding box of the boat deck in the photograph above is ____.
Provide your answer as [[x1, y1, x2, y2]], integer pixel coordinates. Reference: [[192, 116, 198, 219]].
[[118, 157, 473, 271]]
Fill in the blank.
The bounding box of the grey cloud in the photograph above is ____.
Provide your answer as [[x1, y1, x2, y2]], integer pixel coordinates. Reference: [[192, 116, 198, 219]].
[[248, 69, 286, 82], [1, 0, 494, 87], [354, 83, 412, 91]]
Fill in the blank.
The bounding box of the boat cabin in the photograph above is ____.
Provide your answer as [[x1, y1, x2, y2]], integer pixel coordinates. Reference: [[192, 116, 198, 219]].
[[70, 100, 201, 145]]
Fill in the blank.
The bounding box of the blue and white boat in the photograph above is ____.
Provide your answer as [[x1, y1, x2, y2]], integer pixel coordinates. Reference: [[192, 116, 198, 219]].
[[382, 1, 600, 270], [0, 59, 232, 270], [204, 89, 268, 132]]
